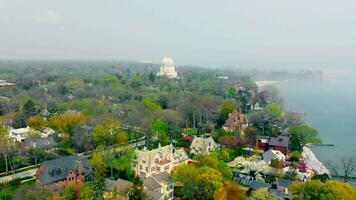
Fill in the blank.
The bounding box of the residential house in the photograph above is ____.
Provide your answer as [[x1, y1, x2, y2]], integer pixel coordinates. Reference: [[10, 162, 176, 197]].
[[8, 126, 55, 142], [36, 155, 93, 190], [143, 172, 174, 200], [222, 110, 246, 131], [190, 136, 218, 155], [269, 136, 290, 155], [104, 178, 132, 199], [256, 135, 290, 155], [24, 136, 56, 151], [262, 150, 285, 164], [135, 144, 188, 178]]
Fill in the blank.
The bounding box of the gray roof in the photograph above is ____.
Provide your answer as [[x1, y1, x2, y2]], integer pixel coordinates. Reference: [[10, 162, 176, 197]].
[[234, 175, 252, 186], [143, 177, 161, 191], [249, 180, 271, 190], [152, 171, 170, 183], [145, 188, 164, 200], [25, 136, 56, 150], [270, 189, 291, 199], [38, 155, 93, 185], [105, 178, 132, 192], [276, 178, 293, 188], [269, 136, 289, 147]]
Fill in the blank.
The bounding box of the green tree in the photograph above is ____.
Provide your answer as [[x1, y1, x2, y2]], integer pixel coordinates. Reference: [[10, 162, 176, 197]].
[[289, 180, 356, 200], [130, 76, 143, 88], [142, 96, 162, 111], [62, 183, 77, 200], [226, 87, 237, 99], [218, 101, 236, 127], [150, 119, 169, 145], [79, 184, 95, 200], [249, 188, 283, 200], [270, 158, 283, 169], [23, 99, 36, 115], [128, 176, 147, 200], [265, 103, 283, 118], [289, 124, 321, 151]]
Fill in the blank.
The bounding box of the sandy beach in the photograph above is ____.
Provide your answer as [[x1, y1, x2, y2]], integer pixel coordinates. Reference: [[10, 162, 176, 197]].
[[255, 80, 280, 88]]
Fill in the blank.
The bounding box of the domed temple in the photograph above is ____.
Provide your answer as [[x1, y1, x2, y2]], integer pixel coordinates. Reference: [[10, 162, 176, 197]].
[[157, 57, 178, 79]]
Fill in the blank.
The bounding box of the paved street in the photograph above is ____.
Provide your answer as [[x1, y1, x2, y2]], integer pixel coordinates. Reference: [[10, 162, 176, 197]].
[[0, 168, 38, 183]]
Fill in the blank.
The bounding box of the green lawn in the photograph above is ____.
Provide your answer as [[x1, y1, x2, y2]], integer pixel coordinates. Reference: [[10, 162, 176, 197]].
[[0, 179, 35, 200], [0, 165, 39, 178]]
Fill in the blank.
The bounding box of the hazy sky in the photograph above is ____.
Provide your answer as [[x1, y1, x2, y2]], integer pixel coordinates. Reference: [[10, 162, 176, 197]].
[[1, 0, 356, 69]]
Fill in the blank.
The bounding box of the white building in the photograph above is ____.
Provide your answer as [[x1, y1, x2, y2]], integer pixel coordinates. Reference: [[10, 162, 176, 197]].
[[190, 136, 218, 155], [8, 126, 55, 142], [135, 144, 188, 178], [262, 150, 285, 164], [157, 57, 177, 79]]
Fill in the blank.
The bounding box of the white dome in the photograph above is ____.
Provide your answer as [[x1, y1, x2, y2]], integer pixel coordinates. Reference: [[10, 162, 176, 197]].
[[161, 57, 174, 66]]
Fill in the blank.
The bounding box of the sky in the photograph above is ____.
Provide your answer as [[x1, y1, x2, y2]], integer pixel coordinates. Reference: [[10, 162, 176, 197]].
[[1, 0, 356, 69]]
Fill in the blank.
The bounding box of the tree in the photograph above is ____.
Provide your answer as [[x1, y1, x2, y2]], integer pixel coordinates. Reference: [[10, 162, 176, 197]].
[[312, 173, 330, 183], [270, 158, 283, 169], [90, 151, 107, 199], [289, 124, 321, 152], [249, 188, 283, 200], [117, 130, 128, 146], [23, 99, 36, 115], [150, 119, 169, 145], [49, 111, 87, 136], [29, 147, 48, 165], [142, 96, 162, 111], [328, 156, 355, 182], [226, 87, 237, 99], [63, 183, 77, 200], [26, 115, 46, 130], [218, 100, 236, 127], [79, 184, 94, 200], [214, 182, 244, 200], [265, 103, 283, 118], [130, 76, 143, 88], [0, 125, 10, 173], [128, 176, 147, 200], [289, 180, 356, 200]]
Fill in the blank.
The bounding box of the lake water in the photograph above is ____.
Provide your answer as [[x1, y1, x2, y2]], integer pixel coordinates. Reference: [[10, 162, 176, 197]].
[[275, 71, 356, 180]]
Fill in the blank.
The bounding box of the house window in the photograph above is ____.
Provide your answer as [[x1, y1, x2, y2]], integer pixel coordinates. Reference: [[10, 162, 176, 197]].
[[142, 160, 146, 164], [140, 165, 142, 170], [157, 166, 160, 171], [145, 167, 148, 172], [164, 165, 169, 170], [151, 167, 155, 171]]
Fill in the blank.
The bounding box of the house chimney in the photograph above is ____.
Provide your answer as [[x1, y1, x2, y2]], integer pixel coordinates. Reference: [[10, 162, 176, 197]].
[[77, 160, 82, 176]]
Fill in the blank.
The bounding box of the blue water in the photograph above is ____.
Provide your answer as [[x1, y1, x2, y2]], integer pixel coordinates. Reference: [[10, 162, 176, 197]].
[[276, 77, 356, 166]]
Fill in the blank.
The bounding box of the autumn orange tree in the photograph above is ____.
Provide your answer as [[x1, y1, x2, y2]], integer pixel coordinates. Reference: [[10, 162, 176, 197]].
[[214, 182, 244, 200], [26, 114, 46, 130], [49, 111, 87, 136]]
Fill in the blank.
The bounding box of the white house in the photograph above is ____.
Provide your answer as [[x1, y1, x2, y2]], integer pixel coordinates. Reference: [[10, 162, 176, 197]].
[[262, 150, 285, 164], [135, 144, 188, 178], [190, 136, 218, 155], [8, 126, 55, 142]]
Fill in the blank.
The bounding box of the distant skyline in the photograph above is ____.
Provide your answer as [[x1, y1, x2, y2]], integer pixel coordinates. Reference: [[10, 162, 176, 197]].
[[1, 0, 356, 69]]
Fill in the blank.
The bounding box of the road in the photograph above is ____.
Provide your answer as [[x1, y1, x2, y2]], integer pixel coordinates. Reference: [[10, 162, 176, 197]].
[[0, 168, 38, 183]]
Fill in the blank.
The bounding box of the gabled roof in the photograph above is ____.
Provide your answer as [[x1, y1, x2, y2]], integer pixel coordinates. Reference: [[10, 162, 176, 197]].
[[190, 136, 216, 150], [249, 180, 271, 190], [276, 178, 293, 188], [38, 155, 92, 185], [145, 188, 164, 200], [269, 136, 289, 147], [105, 178, 132, 192], [270, 189, 291, 199], [223, 110, 244, 128]]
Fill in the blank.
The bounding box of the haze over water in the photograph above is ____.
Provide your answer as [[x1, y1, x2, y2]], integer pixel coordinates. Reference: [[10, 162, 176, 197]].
[[276, 69, 356, 166]]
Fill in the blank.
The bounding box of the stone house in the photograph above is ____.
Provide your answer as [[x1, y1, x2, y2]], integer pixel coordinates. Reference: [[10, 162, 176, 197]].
[[135, 144, 188, 178], [190, 136, 218, 155]]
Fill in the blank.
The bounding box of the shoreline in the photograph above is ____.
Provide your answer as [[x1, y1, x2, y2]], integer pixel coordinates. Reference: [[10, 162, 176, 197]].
[[302, 146, 330, 176], [255, 80, 281, 88]]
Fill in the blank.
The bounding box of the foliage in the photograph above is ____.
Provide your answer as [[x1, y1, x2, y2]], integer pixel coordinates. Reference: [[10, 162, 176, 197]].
[[150, 119, 169, 145], [26, 115, 46, 130], [289, 124, 321, 151], [312, 173, 330, 183], [289, 180, 356, 200], [265, 103, 283, 118], [128, 176, 147, 200], [249, 188, 283, 200], [214, 182, 244, 200], [49, 111, 87, 136], [270, 158, 283, 169], [142, 96, 162, 111], [218, 100, 236, 127]]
